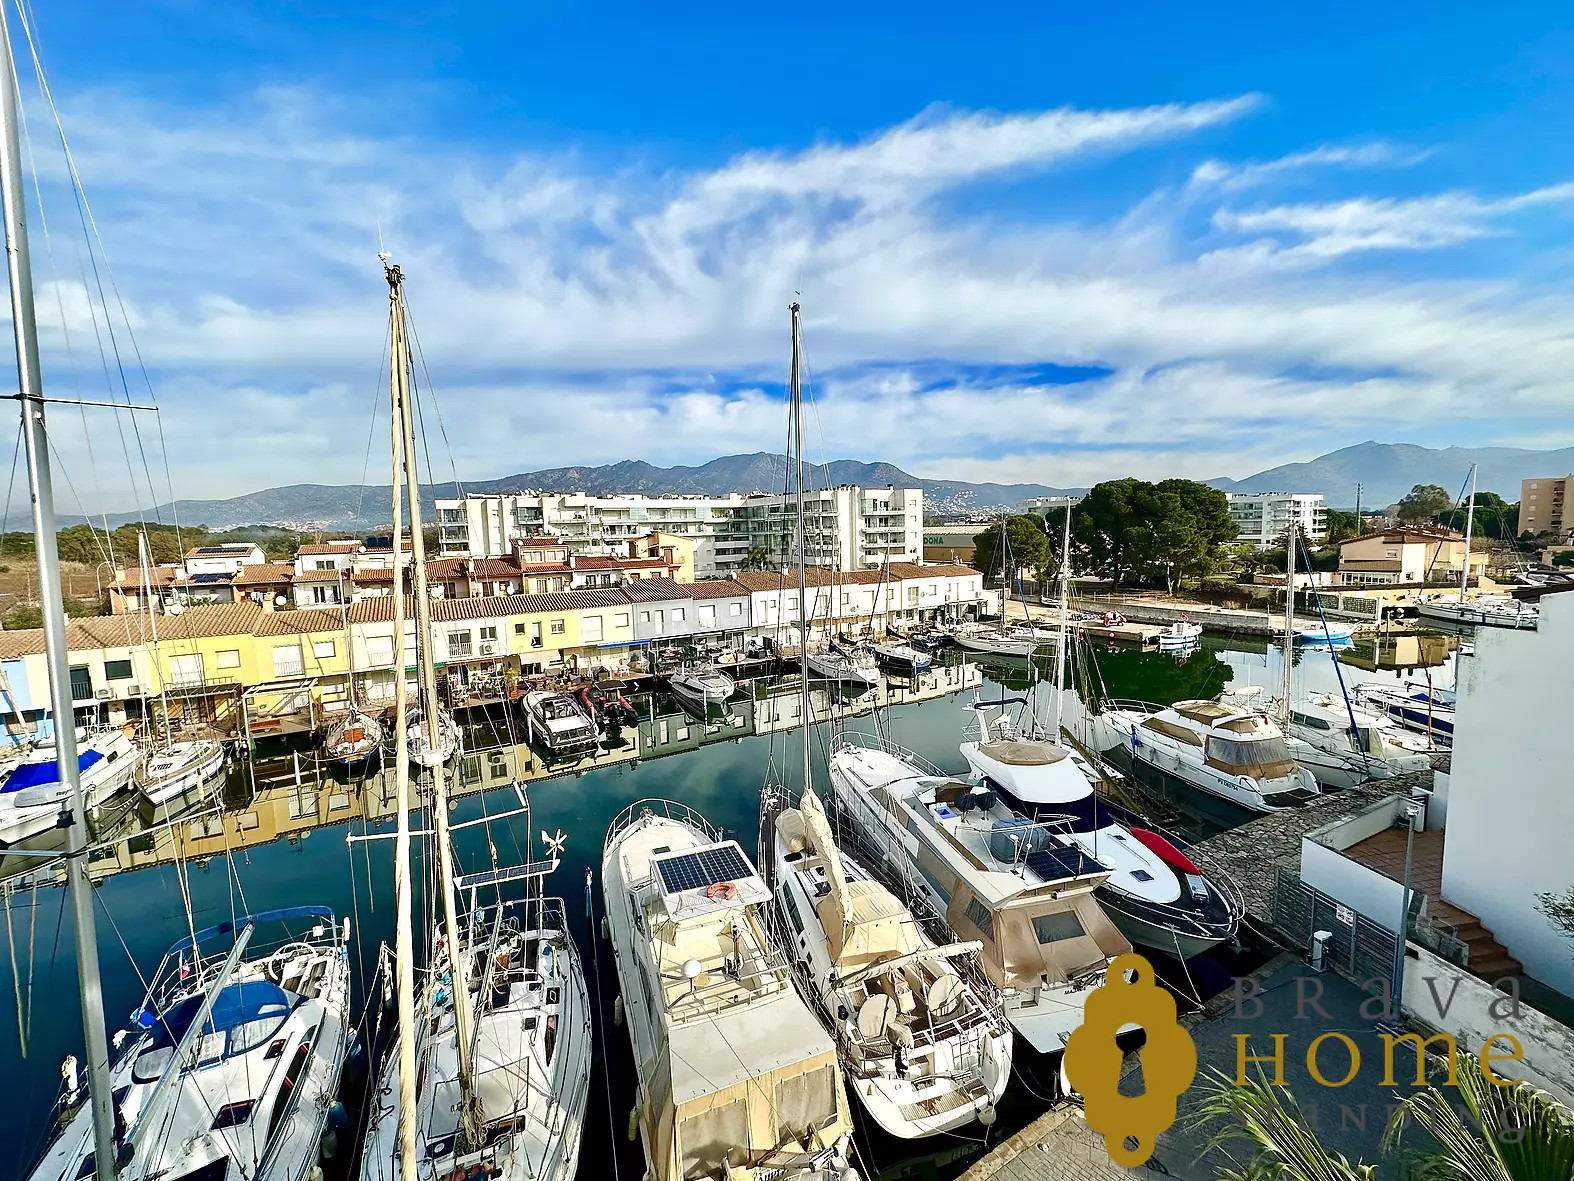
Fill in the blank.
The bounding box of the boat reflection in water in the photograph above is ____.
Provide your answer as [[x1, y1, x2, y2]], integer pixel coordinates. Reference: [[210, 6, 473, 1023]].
[[18, 662, 982, 890]]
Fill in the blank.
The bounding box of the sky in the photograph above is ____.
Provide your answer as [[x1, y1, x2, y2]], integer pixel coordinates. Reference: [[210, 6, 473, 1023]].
[[8, 0, 1574, 512]]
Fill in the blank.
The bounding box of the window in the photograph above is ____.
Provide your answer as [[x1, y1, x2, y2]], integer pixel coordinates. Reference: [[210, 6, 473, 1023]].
[[311, 585, 330, 604], [729, 603, 742, 616], [480, 625, 498, 642], [366, 635, 395, 667], [515, 622, 526, 634], [215, 649, 241, 669], [965, 898, 995, 941], [169, 653, 204, 687], [530, 622, 543, 648], [582, 615, 603, 642], [448, 631, 473, 657], [640, 611, 651, 623], [550, 619, 565, 634], [104, 658, 133, 680], [69, 665, 93, 701], [671, 608, 684, 622], [272, 644, 304, 678], [1031, 911, 1087, 944], [781, 884, 805, 934], [314, 560, 334, 571], [615, 613, 630, 628], [698, 605, 716, 627], [312, 640, 336, 659]]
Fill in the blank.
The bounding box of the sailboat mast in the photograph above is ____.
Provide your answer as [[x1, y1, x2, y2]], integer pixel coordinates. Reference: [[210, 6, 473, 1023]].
[[791, 303, 813, 795], [1459, 464, 1476, 603], [1051, 504, 1071, 739], [387, 264, 479, 1132], [1281, 520, 1296, 721], [383, 261, 419, 1181], [0, 10, 117, 1177]]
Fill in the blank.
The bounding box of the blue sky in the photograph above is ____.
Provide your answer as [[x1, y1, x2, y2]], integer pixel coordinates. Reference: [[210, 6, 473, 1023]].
[[15, 0, 1574, 507]]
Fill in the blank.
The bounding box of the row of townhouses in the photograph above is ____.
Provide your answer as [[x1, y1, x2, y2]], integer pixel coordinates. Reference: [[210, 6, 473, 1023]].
[[436, 486, 924, 574], [8, 563, 992, 738]]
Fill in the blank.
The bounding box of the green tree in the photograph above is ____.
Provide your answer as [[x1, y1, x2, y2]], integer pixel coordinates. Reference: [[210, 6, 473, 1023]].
[[3, 604, 41, 630], [1396, 483, 1454, 523], [1070, 478, 1236, 588], [741, 546, 773, 571], [1435, 493, 1520, 542], [971, 516, 1053, 583], [1323, 509, 1363, 546]]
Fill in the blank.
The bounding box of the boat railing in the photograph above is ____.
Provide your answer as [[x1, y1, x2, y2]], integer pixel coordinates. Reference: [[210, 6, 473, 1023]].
[[829, 730, 947, 778], [604, 798, 721, 855], [1098, 698, 1167, 716]]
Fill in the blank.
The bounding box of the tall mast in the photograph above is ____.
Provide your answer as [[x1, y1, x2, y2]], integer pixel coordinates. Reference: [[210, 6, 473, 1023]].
[[383, 259, 418, 1181], [791, 304, 813, 796], [998, 519, 1007, 635], [0, 8, 117, 1177], [1459, 464, 1477, 603], [386, 261, 480, 1137], [1051, 505, 1071, 740], [1281, 520, 1296, 722]]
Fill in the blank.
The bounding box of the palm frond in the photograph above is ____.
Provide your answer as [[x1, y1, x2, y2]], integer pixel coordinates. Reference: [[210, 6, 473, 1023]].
[[1192, 1066, 1378, 1181]]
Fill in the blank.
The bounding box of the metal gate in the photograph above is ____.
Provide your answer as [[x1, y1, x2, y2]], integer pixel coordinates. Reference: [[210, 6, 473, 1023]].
[[1272, 867, 1402, 988]]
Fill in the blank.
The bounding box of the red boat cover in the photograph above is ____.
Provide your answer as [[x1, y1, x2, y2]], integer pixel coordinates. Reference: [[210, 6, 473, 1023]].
[[1130, 827, 1202, 876]]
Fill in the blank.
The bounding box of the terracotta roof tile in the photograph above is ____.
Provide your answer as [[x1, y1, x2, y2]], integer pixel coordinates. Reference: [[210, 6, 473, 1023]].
[[292, 569, 347, 583], [683, 579, 751, 599], [233, 563, 294, 586], [253, 608, 348, 636], [296, 542, 360, 555], [620, 578, 690, 603]]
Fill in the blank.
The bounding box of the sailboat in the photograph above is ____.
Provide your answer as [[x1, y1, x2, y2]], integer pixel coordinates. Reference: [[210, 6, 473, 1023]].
[[6, 12, 352, 1181], [356, 258, 591, 1181], [950, 521, 1056, 658], [133, 535, 225, 810], [325, 577, 385, 766], [759, 302, 1011, 1136]]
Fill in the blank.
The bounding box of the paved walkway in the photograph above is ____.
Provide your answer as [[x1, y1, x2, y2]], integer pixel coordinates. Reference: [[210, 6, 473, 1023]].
[[962, 1108, 1140, 1181]]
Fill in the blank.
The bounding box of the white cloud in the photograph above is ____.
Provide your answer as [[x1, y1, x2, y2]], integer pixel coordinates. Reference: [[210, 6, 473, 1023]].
[[12, 87, 1574, 511]]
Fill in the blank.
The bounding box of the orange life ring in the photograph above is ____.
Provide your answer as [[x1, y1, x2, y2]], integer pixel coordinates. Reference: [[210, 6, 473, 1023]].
[[704, 881, 739, 903]]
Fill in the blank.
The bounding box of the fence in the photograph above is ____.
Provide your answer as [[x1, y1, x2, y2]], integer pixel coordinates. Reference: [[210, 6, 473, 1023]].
[[1272, 866, 1401, 988]]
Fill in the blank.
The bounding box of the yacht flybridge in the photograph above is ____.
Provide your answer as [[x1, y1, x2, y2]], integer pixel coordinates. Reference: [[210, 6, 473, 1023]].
[[827, 736, 1130, 1055], [960, 701, 1239, 960], [763, 789, 1012, 1139], [29, 908, 353, 1181], [603, 799, 856, 1181], [1091, 699, 1320, 815]]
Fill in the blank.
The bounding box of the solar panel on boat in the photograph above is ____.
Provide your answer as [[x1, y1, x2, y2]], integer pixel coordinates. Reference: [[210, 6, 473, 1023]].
[[656, 845, 751, 895], [1025, 846, 1107, 882]]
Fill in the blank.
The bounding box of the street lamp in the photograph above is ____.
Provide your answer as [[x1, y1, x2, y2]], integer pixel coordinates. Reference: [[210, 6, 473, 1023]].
[[1392, 797, 1425, 1015]]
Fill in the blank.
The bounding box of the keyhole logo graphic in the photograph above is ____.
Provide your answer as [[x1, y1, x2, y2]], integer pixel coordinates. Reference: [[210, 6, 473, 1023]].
[[1063, 952, 1196, 1166]]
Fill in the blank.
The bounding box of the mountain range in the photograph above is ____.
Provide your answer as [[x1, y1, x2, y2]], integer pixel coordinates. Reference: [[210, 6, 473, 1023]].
[[65, 442, 1573, 532]]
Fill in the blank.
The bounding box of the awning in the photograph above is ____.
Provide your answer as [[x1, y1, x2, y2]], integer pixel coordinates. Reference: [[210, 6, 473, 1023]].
[[596, 639, 652, 650]]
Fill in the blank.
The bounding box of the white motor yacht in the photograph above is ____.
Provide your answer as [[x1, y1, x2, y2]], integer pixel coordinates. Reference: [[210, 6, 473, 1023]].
[[27, 907, 352, 1181], [1089, 699, 1320, 815], [358, 889, 592, 1181], [1417, 596, 1538, 630], [602, 800, 856, 1181], [1264, 690, 1434, 787], [669, 665, 736, 709], [520, 691, 598, 753], [0, 728, 140, 846], [763, 789, 1012, 1138], [1352, 682, 1455, 742], [137, 739, 225, 810], [959, 702, 1240, 960], [826, 738, 1131, 1055], [1156, 621, 1202, 650]]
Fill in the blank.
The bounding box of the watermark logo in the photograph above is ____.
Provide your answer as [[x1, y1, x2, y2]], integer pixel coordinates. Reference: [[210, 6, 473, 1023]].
[[1063, 952, 1196, 1166]]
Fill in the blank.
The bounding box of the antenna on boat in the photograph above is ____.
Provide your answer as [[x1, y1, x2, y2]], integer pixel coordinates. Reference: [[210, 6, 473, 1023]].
[[790, 303, 813, 807], [0, 4, 118, 1175]]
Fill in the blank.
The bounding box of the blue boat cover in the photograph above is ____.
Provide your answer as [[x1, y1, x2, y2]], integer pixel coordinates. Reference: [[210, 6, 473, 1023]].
[[0, 749, 104, 793], [144, 981, 292, 1052]]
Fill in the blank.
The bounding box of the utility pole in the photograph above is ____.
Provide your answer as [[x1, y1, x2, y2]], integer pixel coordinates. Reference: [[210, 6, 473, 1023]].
[[1354, 483, 1363, 524]]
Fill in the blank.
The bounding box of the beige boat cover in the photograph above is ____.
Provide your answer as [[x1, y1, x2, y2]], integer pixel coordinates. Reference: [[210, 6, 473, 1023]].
[[818, 879, 924, 970], [977, 740, 1067, 766], [947, 884, 1130, 990]]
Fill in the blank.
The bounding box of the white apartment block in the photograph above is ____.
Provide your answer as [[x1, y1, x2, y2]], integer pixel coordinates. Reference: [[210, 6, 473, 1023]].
[[1226, 491, 1327, 547], [436, 486, 923, 575]]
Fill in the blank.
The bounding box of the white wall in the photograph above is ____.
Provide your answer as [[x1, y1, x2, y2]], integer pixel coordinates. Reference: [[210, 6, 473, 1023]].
[[1302, 838, 1408, 933], [1403, 945, 1574, 1108], [1443, 593, 1574, 996]]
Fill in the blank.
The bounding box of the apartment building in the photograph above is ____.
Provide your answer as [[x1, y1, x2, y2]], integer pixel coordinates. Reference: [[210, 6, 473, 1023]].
[[435, 486, 923, 574], [1337, 528, 1488, 585], [1226, 491, 1328, 547], [1520, 475, 1570, 540]]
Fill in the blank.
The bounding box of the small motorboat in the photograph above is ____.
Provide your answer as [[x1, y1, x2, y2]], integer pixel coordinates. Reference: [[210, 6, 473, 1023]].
[[138, 738, 225, 808], [0, 729, 141, 847], [1294, 621, 1355, 643], [522, 690, 599, 752], [1156, 620, 1202, 650], [324, 707, 383, 767], [405, 705, 461, 767], [668, 665, 736, 708]]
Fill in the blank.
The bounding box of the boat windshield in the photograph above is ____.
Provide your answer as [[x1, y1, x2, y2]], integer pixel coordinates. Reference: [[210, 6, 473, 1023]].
[[1205, 735, 1295, 777]]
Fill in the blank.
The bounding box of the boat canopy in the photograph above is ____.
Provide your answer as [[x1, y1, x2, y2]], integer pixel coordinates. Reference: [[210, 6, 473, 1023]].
[[0, 749, 104, 792], [949, 888, 1128, 991], [818, 879, 922, 970], [133, 980, 295, 1081], [170, 905, 335, 954]]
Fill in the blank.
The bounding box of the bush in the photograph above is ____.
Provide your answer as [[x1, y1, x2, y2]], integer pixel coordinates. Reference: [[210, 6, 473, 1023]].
[[3, 604, 41, 630]]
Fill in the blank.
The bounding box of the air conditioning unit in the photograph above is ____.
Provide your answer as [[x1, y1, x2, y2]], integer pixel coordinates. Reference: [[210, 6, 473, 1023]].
[[94, 688, 110, 699], [125, 685, 142, 696], [479, 643, 496, 656]]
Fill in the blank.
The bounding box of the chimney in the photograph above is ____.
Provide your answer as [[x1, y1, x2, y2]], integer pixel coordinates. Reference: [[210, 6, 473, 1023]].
[[568, 553, 577, 569]]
